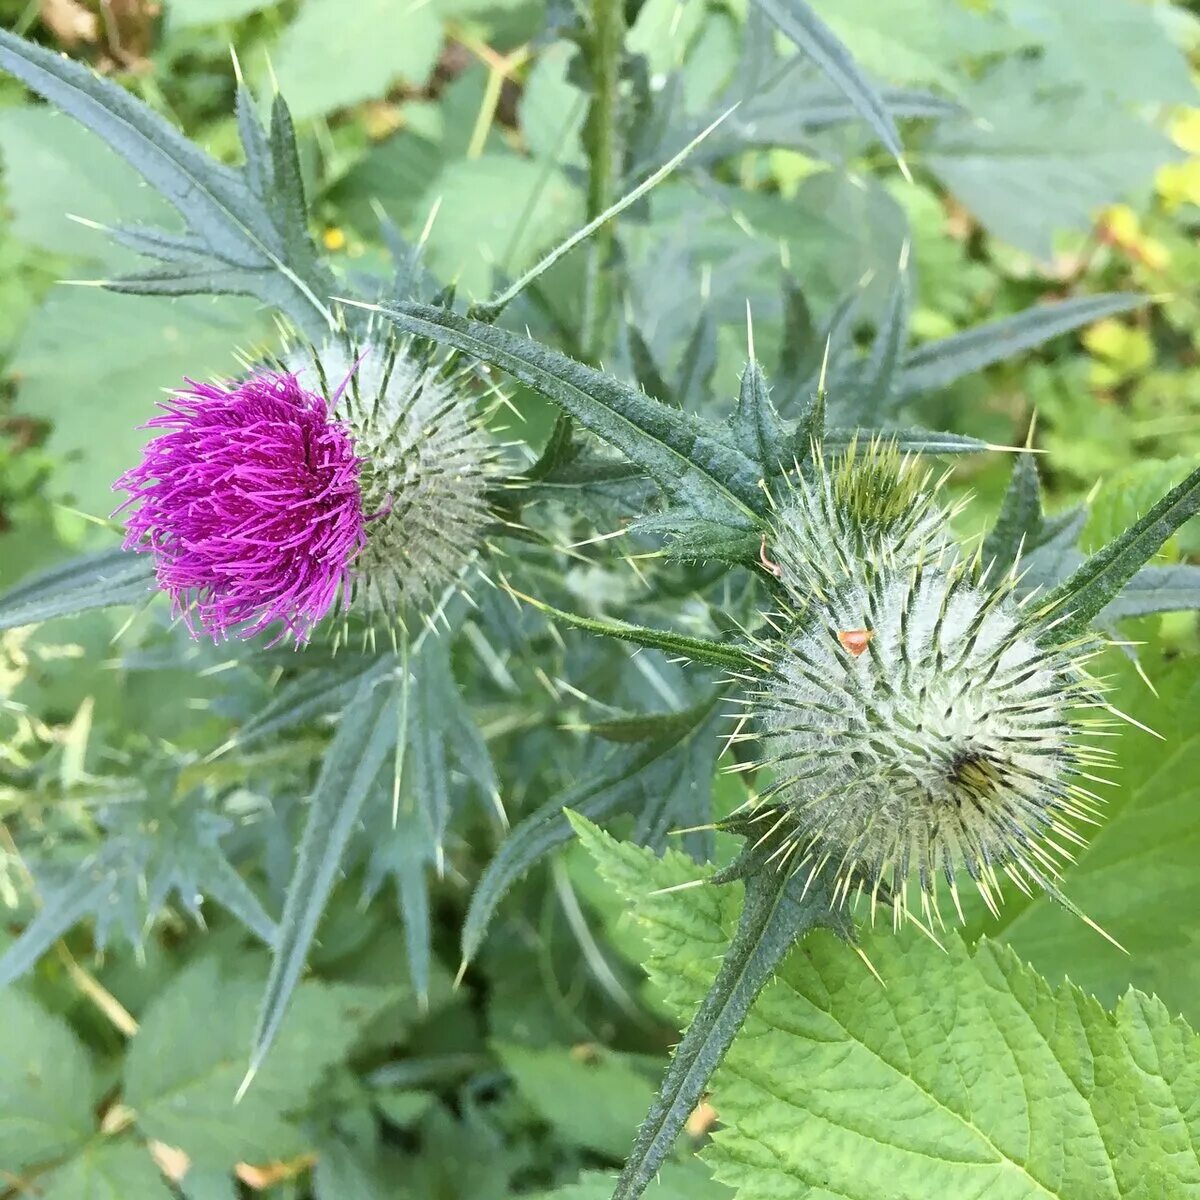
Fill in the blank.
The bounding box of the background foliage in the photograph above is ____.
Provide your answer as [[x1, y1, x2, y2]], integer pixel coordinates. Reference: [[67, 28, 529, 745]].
[[1, 1, 1198, 1197]]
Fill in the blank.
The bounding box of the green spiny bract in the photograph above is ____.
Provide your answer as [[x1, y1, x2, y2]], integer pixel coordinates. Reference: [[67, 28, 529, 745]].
[[285, 334, 503, 627], [740, 439, 1114, 930]]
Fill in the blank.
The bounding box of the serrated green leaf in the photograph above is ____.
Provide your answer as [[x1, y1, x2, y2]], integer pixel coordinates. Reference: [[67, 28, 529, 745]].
[[274, 0, 443, 122], [371, 301, 764, 523], [575, 814, 849, 1200], [460, 698, 722, 968], [992, 646, 1200, 1026], [37, 1141, 175, 1200], [0, 548, 154, 633], [822, 427, 989, 455], [1101, 565, 1200, 619], [250, 655, 399, 1078], [898, 293, 1146, 396], [0, 989, 97, 1172], [583, 820, 1200, 1200], [1039, 466, 1200, 638], [0, 29, 334, 339], [752, 0, 907, 174], [729, 357, 789, 474], [126, 956, 393, 1167]]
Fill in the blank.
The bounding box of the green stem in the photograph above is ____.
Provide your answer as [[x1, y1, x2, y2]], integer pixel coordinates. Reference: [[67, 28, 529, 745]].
[[582, 0, 625, 361], [610, 837, 852, 1200]]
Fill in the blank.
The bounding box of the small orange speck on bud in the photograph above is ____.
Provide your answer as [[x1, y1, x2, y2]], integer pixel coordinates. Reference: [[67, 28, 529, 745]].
[[838, 629, 873, 656], [322, 227, 347, 252]]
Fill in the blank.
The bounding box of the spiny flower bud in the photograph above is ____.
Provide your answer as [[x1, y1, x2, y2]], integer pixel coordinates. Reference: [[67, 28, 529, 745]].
[[115, 335, 499, 643], [287, 336, 499, 623], [742, 441, 1113, 930], [767, 438, 956, 598]]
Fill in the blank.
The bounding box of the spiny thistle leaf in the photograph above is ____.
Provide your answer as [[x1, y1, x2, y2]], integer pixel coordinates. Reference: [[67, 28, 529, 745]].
[[360, 300, 765, 525], [752, 0, 909, 178], [249, 655, 399, 1083], [459, 697, 723, 971], [1037, 465, 1200, 639], [1100, 564, 1200, 620], [507, 588, 762, 672], [897, 292, 1146, 397], [0, 547, 154, 632], [982, 451, 1044, 579], [0, 30, 335, 341], [584, 826, 1200, 1200]]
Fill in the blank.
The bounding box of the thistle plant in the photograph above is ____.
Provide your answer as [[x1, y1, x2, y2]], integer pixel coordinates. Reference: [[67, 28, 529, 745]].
[[2, 8, 1200, 1200]]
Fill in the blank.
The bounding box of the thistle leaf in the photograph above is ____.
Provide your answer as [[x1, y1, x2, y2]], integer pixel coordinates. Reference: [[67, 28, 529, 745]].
[[898, 293, 1145, 396], [508, 588, 760, 672], [846, 263, 911, 420], [459, 698, 722, 969], [729, 357, 789, 476], [1100, 564, 1200, 620], [752, 0, 908, 176], [368, 301, 764, 523], [0, 548, 155, 632], [1038, 466, 1200, 638], [0, 31, 335, 340], [250, 655, 399, 1080], [982, 452, 1043, 579], [822, 427, 990, 456]]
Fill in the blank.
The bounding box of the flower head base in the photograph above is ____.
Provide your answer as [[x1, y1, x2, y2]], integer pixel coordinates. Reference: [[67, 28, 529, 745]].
[[741, 440, 1115, 931], [287, 336, 499, 623], [115, 372, 366, 644]]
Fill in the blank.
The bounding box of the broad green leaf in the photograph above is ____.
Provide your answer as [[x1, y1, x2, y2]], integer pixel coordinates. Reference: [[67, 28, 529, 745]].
[[898, 293, 1145, 397], [496, 1042, 655, 1159], [0, 548, 154, 632], [753, 0, 908, 175], [1038, 466, 1200, 638], [371, 301, 764, 523], [584, 824, 1200, 1200], [460, 698, 723, 968], [251, 655, 399, 1079], [993, 646, 1200, 1026], [0, 989, 97, 1172], [926, 61, 1180, 258], [13, 288, 269, 515], [274, 0, 443, 121], [126, 956, 392, 1167], [0, 30, 335, 339], [38, 1142, 174, 1200], [167, 0, 278, 27]]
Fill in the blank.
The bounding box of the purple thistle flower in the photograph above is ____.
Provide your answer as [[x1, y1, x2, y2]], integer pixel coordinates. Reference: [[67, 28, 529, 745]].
[[115, 371, 367, 644]]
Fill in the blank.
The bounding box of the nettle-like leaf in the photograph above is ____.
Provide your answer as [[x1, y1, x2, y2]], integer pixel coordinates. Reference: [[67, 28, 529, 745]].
[[126, 956, 394, 1168], [460, 696, 725, 973], [0, 29, 336, 342], [582, 819, 1200, 1200]]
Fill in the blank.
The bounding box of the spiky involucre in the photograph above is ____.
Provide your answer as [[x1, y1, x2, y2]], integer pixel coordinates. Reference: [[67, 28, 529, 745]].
[[289, 336, 500, 624], [769, 437, 955, 598], [744, 440, 1113, 928]]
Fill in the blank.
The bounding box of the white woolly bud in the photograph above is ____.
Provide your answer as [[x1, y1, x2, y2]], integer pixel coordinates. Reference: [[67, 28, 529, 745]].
[[287, 336, 500, 623], [744, 441, 1112, 928]]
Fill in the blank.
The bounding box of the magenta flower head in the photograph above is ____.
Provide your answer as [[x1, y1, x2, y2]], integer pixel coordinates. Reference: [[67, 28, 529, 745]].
[[115, 370, 368, 644], [116, 334, 500, 644]]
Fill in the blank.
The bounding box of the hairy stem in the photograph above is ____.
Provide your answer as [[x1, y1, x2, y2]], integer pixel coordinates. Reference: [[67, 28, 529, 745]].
[[582, 0, 625, 361], [611, 849, 849, 1200]]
